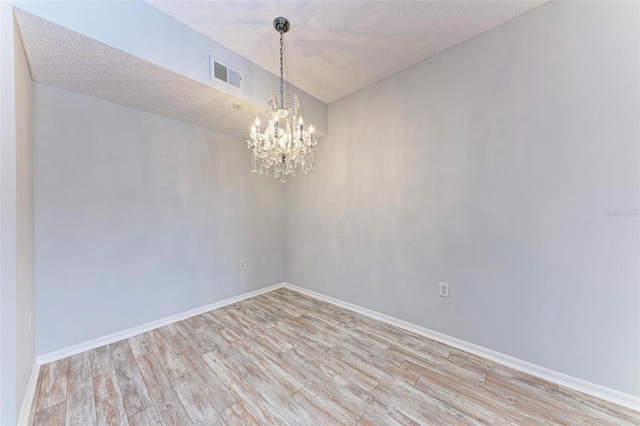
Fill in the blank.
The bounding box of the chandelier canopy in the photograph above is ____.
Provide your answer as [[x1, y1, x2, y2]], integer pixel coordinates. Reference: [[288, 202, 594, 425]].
[[248, 17, 318, 183]]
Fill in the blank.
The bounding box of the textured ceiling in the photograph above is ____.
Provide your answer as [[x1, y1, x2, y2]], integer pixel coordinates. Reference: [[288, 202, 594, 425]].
[[14, 8, 270, 140], [148, 0, 548, 103]]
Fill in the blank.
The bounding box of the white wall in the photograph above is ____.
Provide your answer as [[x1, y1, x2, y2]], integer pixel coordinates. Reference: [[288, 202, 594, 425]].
[[0, 6, 35, 424], [286, 1, 640, 396], [33, 84, 286, 356]]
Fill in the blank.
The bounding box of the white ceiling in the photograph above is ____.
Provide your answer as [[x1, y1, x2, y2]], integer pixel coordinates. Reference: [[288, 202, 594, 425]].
[[148, 1, 548, 104], [15, 9, 267, 139]]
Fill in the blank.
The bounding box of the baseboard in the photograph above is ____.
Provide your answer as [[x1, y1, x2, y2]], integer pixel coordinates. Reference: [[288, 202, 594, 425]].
[[36, 282, 286, 365], [282, 283, 640, 413], [17, 360, 40, 426]]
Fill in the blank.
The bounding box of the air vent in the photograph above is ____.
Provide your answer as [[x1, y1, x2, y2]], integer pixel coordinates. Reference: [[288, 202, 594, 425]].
[[213, 61, 227, 82], [210, 56, 242, 89]]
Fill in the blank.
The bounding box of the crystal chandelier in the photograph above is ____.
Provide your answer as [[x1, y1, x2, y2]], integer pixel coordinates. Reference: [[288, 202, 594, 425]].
[[248, 17, 318, 183]]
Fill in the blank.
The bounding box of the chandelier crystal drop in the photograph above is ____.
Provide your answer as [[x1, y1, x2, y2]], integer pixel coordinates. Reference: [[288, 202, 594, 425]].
[[248, 17, 318, 183]]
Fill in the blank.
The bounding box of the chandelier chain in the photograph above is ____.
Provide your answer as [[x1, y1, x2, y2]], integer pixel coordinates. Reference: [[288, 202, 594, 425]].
[[279, 30, 284, 109]]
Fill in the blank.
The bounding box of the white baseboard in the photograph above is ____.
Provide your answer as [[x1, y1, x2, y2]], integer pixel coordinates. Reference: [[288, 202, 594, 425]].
[[36, 283, 286, 365], [281, 282, 640, 413], [17, 360, 40, 426]]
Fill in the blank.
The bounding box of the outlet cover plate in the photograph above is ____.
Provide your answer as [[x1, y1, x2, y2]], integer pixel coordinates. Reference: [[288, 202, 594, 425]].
[[439, 282, 450, 298]]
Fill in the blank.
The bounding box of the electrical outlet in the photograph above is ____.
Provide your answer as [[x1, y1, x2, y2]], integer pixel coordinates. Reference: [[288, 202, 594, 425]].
[[439, 282, 450, 298], [28, 311, 32, 331], [239, 261, 246, 271]]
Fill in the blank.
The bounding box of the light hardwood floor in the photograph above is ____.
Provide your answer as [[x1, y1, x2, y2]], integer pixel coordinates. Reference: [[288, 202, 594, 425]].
[[29, 288, 639, 425]]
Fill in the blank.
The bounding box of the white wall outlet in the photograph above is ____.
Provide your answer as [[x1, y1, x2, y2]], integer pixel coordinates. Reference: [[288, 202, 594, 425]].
[[239, 261, 246, 271], [439, 282, 450, 298], [28, 311, 32, 331]]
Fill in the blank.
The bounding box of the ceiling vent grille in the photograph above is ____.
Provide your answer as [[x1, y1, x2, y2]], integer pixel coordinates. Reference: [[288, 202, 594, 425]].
[[210, 57, 242, 89]]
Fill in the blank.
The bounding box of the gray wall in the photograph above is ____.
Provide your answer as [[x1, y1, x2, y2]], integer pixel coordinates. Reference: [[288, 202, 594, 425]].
[[15, 18, 35, 420], [286, 1, 640, 396], [0, 9, 35, 424], [34, 84, 285, 355]]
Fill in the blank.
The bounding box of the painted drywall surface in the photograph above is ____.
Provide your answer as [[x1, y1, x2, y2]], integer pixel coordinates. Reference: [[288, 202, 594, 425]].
[[0, 6, 35, 424], [13, 1, 328, 134], [0, 3, 18, 423], [33, 84, 285, 355], [286, 1, 640, 396], [14, 15, 35, 420]]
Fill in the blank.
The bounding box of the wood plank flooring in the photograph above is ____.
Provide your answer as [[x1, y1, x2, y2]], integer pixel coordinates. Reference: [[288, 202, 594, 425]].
[[29, 288, 639, 425]]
